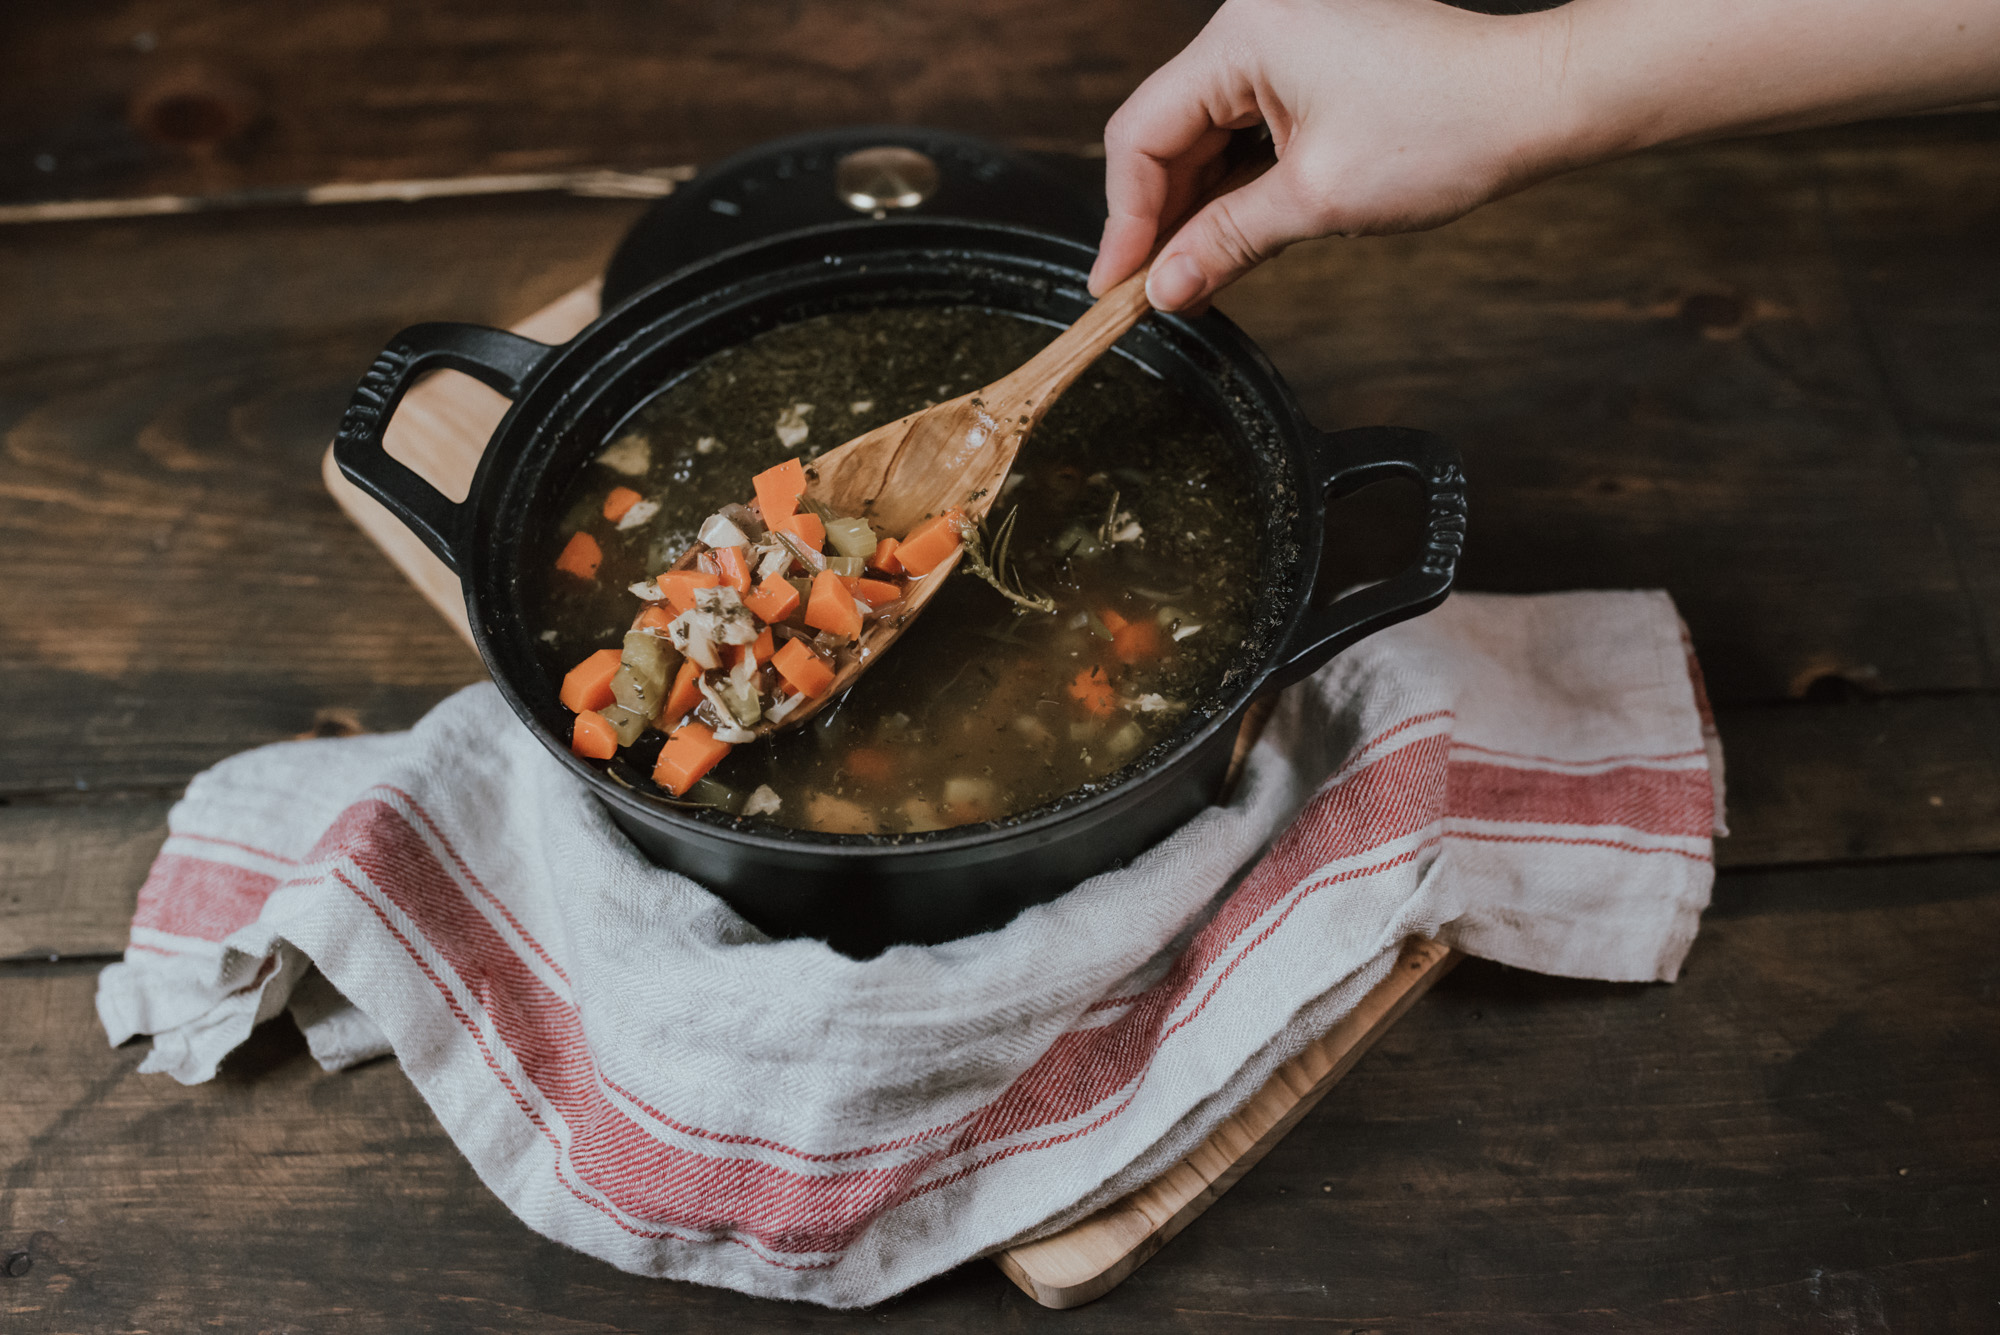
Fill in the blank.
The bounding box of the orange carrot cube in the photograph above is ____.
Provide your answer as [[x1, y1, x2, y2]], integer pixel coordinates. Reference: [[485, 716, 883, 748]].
[[744, 572, 801, 624], [663, 659, 703, 727], [602, 487, 643, 522], [895, 511, 963, 576], [804, 569, 862, 638], [654, 721, 732, 796], [571, 710, 619, 759], [560, 649, 623, 712], [868, 537, 903, 575], [753, 458, 808, 524], [1067, 665, 1116, 717], [656, 569, 720, 613], [774, 510, 825, 553], [773, 639, 835, 698], [851, 578, 901, 609], [555, 531, 603, 580], [714, 545, 753, 594]]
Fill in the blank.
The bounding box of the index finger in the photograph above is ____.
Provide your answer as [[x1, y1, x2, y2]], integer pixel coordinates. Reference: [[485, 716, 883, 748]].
[[1090, 55, 1243, 294]]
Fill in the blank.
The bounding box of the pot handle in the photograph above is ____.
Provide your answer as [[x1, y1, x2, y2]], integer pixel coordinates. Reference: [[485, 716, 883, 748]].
[[332, 322, 556, 573], [1265, 424, 1466, 691]]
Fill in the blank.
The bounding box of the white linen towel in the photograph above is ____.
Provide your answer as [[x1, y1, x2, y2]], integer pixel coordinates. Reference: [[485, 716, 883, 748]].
[[98, 590, 1724, 1306]]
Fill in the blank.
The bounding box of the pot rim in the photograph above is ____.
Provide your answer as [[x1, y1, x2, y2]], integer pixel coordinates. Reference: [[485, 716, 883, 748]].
[[335, 218, 1462, 864]]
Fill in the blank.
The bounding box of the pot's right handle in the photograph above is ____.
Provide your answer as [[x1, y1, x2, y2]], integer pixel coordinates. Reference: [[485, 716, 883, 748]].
[[1264, 425, 1466, 691], [332, 322, 556, 574]]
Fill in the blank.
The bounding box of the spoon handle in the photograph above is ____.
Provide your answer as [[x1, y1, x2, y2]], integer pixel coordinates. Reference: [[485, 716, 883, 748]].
[[992, 269, 1153, 412], [992, 141, 1277, 415]]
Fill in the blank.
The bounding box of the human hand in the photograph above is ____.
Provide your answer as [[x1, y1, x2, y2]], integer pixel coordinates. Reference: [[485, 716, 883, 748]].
[[1089, 0, 1583, 310], [1093, 0, 2000, 312]]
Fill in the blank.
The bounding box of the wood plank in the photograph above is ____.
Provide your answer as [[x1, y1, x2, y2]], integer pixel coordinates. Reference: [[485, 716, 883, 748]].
[[1714, 695, 2000, 867], [0, 802, 170, 963], [0, 192, 641, 366], [4, 855, 1993, 1329], [1218, 125, 2000, 704], [0, 0, 1198, 207], [996, 939, 1459, 1308]]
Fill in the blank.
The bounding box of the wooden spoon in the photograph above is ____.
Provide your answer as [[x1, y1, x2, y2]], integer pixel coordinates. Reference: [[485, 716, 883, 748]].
[[677, 148, 1272, 738]]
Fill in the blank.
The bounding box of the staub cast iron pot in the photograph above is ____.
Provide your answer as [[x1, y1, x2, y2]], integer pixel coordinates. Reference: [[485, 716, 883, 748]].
[[334, 219, 1466, 954]]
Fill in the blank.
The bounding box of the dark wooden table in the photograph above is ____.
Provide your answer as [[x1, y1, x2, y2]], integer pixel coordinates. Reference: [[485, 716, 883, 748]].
[[4, 5, 1999, 1328]]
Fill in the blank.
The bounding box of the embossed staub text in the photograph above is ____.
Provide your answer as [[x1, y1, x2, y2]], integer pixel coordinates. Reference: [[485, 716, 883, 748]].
[[336, 344, 414, 448], [1422, 462, 1468, 576]]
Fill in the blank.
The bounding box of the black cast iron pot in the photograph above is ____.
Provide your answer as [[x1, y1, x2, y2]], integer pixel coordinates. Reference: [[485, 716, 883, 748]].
[[334, 220, 1466, 954]]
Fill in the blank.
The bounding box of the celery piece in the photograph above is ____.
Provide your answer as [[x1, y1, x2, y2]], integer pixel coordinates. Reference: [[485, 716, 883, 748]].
[[825, 556, 866, 578], [597, 704, 648, 747], [683, 776, 744, 814], [825, 516, 877, 560], [610, 664, 661, 719]]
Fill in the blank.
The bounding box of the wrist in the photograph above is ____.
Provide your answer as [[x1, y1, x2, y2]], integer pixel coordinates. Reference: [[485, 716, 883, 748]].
[[1500, 0, 1667, 189]]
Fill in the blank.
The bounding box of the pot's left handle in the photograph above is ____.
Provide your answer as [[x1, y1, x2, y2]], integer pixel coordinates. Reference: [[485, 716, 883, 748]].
[[1265, 424, 1467, 691], [332, 322, 556, 574]]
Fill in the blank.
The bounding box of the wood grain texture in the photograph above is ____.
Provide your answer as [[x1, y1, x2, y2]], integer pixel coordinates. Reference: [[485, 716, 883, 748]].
[[0, 0, 1210, 207], [1216, 122, 2000, 704], [5, 105, 2000, 1326], [997, 939, 1460, 1308], [3, 857, 1994, 1331]]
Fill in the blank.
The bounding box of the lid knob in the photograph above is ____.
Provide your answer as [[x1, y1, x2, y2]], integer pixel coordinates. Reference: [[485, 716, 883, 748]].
[[835, 147, 940, 216]]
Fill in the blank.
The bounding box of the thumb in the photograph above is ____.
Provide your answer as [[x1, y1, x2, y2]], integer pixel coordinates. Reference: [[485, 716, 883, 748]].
[[1145, 167, 1311, 312]]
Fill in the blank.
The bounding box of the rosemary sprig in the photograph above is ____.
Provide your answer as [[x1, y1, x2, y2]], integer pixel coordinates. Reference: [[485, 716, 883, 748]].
[[1096, 489, 1121, 547], [961, 506, 1056, 615]]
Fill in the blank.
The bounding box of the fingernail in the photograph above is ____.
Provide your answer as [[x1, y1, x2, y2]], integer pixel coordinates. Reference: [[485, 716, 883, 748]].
[[1146, 254, 1204, 312]]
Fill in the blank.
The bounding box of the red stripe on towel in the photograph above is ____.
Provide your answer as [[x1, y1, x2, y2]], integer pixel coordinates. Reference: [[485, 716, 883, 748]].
[[131, 853, 278, 944], [1447, 760, 1715, 837]]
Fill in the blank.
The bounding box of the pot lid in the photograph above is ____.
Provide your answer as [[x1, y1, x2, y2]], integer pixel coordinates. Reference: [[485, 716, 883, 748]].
[[601, 126, 1106, 307]]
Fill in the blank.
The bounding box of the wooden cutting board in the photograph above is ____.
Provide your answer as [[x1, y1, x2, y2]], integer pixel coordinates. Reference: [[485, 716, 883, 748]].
[[321, 282, 1459, 1308]]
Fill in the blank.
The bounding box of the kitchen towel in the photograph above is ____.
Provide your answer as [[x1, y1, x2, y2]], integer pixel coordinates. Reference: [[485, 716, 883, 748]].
[[98, 590, 1724, 1307]]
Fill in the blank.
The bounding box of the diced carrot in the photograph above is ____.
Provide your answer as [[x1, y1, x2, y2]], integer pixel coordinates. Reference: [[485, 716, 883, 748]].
[[633, 604, 675, 633], [570, 710, 619, 759], [744, 571, 801, 624], [602, 487, 643, 522], [773, 639, 836, 698], [656, 568, 721, 613], [560, 648, 623, 712], [1098, 606, 1130, 634], [851, 578, 901, 609], [654, 720, 732, 796], [1067, 664, 1116, 717], [805, 569, 863, 638], [714, 545, 754, 594], [725, 628, 776, 670], [844, 747, 894, 784], [1112, 617, 1162, 665], [663, 659, 703, 726], [774, 510, 825, 552], [753, 458, 808, 523], [896, 510, 964, 576], [555, 531, 603, 580], [868, 537, 903, 575]]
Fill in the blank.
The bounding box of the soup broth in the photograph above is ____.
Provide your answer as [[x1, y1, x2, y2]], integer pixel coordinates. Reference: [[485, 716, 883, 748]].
[[530, 305, 1262, 835]]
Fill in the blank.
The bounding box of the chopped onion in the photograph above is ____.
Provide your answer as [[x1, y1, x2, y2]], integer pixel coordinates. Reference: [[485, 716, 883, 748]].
[[1171, 622, 1205, 642], [767, 691, 808, 723], [742, 784, 783, 817], [596, 435, 650, 475], [699, 513, 750, 549], [629, 579, 664, 602], [616, 499, 661, 531]]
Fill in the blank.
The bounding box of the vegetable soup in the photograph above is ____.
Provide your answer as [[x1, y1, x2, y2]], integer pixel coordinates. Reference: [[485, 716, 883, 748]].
[[529, 305, 1260, 835]]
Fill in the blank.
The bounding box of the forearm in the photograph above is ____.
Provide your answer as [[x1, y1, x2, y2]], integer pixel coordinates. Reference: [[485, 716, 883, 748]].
[[1549, 0, 2000, 162]]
